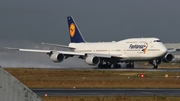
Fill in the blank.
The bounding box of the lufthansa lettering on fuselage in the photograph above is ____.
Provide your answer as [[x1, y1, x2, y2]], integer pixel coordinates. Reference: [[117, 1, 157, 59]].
[[129, 44, 146, 49]]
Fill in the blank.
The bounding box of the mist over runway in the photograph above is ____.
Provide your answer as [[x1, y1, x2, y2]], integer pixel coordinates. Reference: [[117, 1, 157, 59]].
[[0, 44, 135, 68], [0, 44, 91, 68], [1, 49, 180, 72]]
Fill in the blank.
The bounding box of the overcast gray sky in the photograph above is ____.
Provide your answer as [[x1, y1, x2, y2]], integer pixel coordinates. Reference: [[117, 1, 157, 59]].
[[1, 0, 180, 44]]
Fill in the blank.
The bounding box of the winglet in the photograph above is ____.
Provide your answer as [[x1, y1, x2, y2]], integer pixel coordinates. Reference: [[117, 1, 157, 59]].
[[67, 16, 86, 43]]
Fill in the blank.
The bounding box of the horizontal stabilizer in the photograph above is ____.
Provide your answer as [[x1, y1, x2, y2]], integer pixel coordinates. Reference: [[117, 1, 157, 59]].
[[42, 43, 75, 49]]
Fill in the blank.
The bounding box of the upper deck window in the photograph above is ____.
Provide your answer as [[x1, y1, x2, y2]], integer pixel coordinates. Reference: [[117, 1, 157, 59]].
[[154, 40, 161, 42]]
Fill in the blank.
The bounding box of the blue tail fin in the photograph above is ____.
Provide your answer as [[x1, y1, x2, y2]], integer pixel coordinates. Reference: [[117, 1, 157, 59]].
[[67, 16, 86, 43]]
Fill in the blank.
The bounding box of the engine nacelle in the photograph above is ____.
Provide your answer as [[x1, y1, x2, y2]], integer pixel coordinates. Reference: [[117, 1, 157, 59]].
[[50, 53, 64, 63], [85, 55, 100, 65], [163, 53, 174, 62]]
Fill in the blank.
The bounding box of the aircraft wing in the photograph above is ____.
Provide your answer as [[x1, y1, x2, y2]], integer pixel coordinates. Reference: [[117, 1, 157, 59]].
[[4, 47, 127, 59], [4, 47, 85, 55], [167, 48, 176, 53], [88, 53, 127, 59], [4, 47, 51, 53]]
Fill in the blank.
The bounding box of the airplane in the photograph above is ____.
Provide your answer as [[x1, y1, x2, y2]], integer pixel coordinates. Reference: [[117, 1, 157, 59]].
[[5, 16, 174, 69]]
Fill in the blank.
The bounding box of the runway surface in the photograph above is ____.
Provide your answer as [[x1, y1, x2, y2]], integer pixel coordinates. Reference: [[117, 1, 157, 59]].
[[32, 89, 180, 96], [46, 67, 180, 72]]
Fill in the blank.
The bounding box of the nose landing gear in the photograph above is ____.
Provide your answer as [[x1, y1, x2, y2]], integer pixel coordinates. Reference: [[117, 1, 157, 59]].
[[149, 59, 162, 69]]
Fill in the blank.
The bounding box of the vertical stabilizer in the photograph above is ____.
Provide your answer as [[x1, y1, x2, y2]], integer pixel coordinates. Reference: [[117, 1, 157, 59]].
[[67, 16, 86, 43]]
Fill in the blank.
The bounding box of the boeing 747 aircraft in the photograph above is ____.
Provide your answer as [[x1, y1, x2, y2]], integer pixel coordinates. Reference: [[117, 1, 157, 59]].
[[5, 16, 174, 69]]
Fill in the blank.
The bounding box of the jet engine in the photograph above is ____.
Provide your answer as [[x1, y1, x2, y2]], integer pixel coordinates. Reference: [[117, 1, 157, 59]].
[[163, 53, 173, 62], [50, 53, 64, 63], [85, 55, 100, 65]]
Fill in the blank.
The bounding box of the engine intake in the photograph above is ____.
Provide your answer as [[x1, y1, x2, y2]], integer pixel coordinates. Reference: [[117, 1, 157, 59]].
[[163, 54, 173, 62], [50, 52, 64, 62], [85, 55, 100, 65]]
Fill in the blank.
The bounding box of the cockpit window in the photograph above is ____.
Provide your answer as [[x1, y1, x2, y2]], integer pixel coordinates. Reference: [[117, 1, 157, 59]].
[[154, 40, 161, 42]]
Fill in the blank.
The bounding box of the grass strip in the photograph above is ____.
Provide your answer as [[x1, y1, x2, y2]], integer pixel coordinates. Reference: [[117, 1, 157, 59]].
[[5, 68, 180, 89]]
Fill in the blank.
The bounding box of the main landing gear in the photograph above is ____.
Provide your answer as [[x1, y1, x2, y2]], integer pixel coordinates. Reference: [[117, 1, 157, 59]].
[[98, 61, 121, 68], [98, 60, 135, 69], [126, 62, 134, 68], [98, 62, 112, 68]]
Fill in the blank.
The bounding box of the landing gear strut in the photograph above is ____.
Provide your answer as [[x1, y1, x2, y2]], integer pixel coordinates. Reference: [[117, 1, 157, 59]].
[[152, 60, 158, 69], [126, 62, 134, 68]]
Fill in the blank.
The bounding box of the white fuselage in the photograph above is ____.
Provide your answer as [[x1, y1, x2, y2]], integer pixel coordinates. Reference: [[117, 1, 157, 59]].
[[69, 38, 167, 61]]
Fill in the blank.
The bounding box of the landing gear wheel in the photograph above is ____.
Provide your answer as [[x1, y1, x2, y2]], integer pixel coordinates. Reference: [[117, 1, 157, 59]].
[[127, 65, 134, 68], [153, 65, 158, 69], [126, 62, 134, 68], [112, 63, 121, 68], [98, 62, 111, 68]]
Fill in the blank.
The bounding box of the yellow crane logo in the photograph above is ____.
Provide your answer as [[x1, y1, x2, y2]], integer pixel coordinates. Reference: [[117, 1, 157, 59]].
[[69, 23, 76, 37]]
